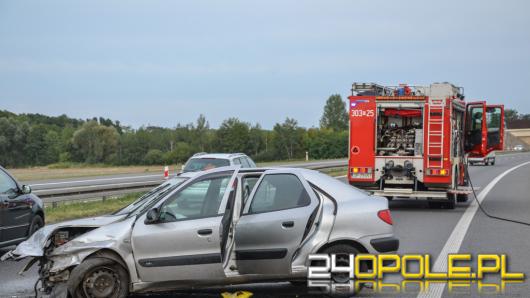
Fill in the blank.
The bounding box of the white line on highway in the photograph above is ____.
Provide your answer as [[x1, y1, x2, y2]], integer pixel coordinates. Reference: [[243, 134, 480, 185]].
[[417, 160, 530, 298], [30, 174, 173, 187]]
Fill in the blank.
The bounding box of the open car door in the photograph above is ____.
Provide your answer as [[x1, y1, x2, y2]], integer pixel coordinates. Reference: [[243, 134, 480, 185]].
[[464, 101, 487, 156], [234, 169, 320, 275], [131, 167, 239, 283], [485, 104, 505, 151]]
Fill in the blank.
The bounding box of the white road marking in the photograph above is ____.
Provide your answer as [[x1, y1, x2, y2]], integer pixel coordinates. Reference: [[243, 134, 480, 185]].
[[30, 174, 173, 187], [417, 161, 530, 298]]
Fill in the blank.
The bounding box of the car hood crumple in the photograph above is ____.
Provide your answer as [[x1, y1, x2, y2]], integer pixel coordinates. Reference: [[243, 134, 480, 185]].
[[1, 214, 125, 260]]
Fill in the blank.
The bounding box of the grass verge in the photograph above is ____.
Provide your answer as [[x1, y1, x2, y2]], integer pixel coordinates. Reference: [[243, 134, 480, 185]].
[[45, 192, 143, 224], [9, 159, 346, 182], [10, 165, 179, 182]]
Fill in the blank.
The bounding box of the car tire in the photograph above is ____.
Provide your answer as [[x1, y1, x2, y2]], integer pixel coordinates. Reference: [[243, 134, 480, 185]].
[[28, 215, 44, 236], [313, 244, 367, 297], [322, 244, 366, 283], [67, 257, 129, 298]]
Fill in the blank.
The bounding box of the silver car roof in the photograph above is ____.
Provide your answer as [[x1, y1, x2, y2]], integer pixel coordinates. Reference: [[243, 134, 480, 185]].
[[236, 167, 370, 203], [189, 153, 246, 159]]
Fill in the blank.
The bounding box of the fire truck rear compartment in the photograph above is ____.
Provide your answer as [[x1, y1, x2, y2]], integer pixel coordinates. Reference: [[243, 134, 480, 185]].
[[376, 106, 423, 157], [374, 105, 425, 194]]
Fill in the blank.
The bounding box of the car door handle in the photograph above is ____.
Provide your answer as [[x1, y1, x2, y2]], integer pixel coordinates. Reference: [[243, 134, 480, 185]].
[[197, 229, 213, 236], [282, 221, 295, 228]]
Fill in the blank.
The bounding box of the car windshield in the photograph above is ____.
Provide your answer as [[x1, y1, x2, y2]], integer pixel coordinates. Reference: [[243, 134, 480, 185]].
[[183, 158, 230, 172], [114, 177, 188, 216]]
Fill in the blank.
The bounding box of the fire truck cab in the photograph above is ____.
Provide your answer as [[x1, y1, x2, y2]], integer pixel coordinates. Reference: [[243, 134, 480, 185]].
[[348, 82, 504, 209]]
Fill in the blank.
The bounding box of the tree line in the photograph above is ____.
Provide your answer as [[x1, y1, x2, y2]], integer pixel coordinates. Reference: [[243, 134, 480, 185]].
[[505, 109, 530, 129], [0, 95, 349, 168]]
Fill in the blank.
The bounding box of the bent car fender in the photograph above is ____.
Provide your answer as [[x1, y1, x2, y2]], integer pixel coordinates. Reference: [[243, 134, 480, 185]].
[[48, 217, 136, 274]]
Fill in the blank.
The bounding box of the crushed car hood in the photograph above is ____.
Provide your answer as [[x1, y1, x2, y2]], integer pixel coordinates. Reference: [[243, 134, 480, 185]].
[[1, 214, 125, 260]]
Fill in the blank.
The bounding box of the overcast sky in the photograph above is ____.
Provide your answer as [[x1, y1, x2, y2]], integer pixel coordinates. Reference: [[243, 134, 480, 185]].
[[1, 0, 529, 129]]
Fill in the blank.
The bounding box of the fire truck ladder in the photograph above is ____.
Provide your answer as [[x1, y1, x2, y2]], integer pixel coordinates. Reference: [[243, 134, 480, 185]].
[[427, 99, 445, 168]]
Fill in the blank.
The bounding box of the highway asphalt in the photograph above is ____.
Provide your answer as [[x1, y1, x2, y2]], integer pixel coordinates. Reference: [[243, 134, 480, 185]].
[[1, 153, 529, 297]]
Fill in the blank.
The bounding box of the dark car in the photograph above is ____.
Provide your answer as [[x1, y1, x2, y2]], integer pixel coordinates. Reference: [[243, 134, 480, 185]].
[[0, 166, 44, 248]]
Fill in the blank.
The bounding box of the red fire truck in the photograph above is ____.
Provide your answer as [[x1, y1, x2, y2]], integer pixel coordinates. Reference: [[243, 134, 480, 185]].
[[348, 82, 504, 209]]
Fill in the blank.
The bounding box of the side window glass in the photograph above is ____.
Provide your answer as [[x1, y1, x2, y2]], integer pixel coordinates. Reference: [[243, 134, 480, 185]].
[[239, 157, 250, 168], [249, 174, 311, 214], [242, 176, 260, 205], [486, 107, 502, 147], [159, 175, 230, 222], [233, 158, 241, 166], [246, 157, 257, 167], [0, 170, 17, 194], [469, 107, 484, 131]]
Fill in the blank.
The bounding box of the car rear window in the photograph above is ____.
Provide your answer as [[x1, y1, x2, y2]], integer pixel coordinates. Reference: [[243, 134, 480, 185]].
[[183, 158, 230, 172]]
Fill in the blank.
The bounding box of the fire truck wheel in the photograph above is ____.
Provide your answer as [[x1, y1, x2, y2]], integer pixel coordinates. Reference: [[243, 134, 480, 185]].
[[428, 201, 441, 209], [457, 193, 468, 203], [444, 194, 456, 209]]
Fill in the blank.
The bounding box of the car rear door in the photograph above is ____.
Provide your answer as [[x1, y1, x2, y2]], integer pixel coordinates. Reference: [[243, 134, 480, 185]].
[[131, 168, 239, 282], [234, 169, 320, 275]]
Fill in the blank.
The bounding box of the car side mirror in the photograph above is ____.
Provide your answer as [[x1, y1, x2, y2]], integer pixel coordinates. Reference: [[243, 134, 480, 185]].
[[145, 208, 160, 224], [21, 185, 32, 194]]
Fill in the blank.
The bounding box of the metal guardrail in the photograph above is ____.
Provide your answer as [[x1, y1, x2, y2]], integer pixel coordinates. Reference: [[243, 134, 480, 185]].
[[35, 161, 348, 205]]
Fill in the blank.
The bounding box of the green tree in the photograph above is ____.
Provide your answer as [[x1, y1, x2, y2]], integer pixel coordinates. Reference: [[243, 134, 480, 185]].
[[505, 109, 519, 124], [71, 121, 119, 163], [249, 124, 264, 156], [306, 128, 348, 159], [320, 94, 349, 131], [193, 114, 209, 152], [143, 149, 164, 165], [273, 118, 305, 159], [43, 130, 61, 164], [0, 118, 30, 167], [215, 118, 250, 153], [164, 142, 193, 164]]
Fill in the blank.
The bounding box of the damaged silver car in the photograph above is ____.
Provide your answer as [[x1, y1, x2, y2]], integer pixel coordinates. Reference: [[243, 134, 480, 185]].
[[1, 166, 398, 297]]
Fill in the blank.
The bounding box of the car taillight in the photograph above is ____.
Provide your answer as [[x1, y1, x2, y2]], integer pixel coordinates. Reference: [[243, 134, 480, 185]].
[[377, 209, 393, 225]]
